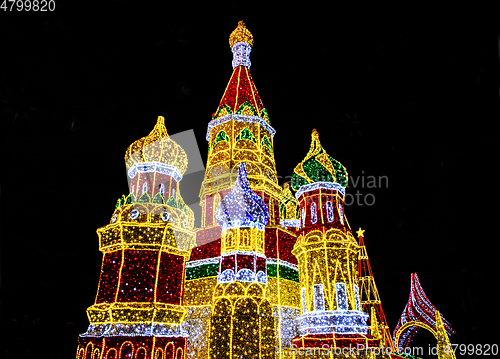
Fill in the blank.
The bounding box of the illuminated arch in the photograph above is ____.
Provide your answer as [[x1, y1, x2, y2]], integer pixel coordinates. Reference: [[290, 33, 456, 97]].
[[105, 347, 118, 359], [119, 341, 134, 359], [135, 347, 147, 359], [164, 342, 174, 359], [395, 321, 437, 351], [84, 342, 94, 359], [153, 347, 164, 359], [394, 274, 456, 359]]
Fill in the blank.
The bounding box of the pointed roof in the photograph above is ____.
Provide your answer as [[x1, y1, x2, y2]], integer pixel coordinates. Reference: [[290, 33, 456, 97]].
[[357, 230, 395, 350], [393, 273, 455, 349], [215, 163, 269, 231], [212, 22, 270, 123]]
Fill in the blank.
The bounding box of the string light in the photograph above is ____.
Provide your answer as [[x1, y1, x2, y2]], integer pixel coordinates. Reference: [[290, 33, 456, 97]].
[[76, 117, 195, 358], [394, 273, 455, 350], [76, 20, 456, 359]]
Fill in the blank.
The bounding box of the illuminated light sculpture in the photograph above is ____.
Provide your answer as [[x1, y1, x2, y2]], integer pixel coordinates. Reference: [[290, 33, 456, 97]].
[[393, 273, 455, 354], [76, 20, 458, 359], [357, 228, 395, 350], [291, 129, 376, 349], [207, 163, 275, 358], [182, 21, 301, 358], [76, 116, 195, 359]]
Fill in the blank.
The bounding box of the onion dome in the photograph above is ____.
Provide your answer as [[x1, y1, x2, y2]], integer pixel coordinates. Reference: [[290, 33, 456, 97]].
[[229, 20, 254, 48], [216, 163, 269, 231], [124, 116, 188, 177], [291, 129, 348, 192]]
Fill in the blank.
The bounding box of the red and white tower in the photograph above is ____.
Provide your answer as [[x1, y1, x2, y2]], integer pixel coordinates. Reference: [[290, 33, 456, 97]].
[[76, 116, 195, 359]]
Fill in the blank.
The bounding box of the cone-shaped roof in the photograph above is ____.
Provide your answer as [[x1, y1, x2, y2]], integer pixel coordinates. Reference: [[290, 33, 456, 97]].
[[216, 163, 269, 231], [211, 22, 270, 123], [393, 273, 455, 349]]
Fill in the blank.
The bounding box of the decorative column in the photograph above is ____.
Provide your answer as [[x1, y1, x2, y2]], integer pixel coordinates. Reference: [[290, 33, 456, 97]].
[[208, 163, 275, 359]]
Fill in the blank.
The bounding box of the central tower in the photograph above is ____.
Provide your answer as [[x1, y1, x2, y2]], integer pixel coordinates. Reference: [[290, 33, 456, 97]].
[[200, 20, 280, 210]]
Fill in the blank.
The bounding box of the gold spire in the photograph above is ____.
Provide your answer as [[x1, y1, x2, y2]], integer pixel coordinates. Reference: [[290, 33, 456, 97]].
[[229, 20, 254, 48], [147, 115, 169, 141]]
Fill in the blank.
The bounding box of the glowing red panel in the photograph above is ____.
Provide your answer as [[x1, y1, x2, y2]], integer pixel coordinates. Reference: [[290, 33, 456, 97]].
[[95, 251, 122, 303], [156, 252, 184, 305], [116, 250, 158, 302]]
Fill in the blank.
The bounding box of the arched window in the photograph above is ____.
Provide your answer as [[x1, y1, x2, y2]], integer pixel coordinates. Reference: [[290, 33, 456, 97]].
[[311, 202, 317, 224], [142, 181, 148, 194], [213, 130, 229, 148], [172, 187, 176, 198], [326, 201, 334, 222], [235, 128, 257, 143], [159, 183, 165, 197], [335, 282, 348, 310], [301, 207, 305, 227], [313, 283, 325, 311]]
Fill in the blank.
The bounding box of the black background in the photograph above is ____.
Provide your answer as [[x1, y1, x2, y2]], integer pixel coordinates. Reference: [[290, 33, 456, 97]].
[[0, 1, 497, 358]]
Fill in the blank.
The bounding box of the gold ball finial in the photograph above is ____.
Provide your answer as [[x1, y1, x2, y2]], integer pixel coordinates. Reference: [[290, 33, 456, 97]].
[[229, 20, 254, 48], [312, 128, 319, 140]]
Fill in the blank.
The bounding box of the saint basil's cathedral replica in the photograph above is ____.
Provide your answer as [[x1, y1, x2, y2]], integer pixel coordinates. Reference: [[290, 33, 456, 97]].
[[76, 22, 456, 359]]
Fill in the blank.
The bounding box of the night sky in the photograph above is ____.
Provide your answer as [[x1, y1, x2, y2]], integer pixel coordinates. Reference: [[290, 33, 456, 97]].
[[0, 1, 497, 358]]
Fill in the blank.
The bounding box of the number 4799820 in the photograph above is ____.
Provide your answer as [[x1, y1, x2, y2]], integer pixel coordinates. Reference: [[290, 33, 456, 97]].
[[1, 0, 55, 11]]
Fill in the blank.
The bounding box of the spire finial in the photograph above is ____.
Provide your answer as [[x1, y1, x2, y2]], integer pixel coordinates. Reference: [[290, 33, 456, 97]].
[[312, 128, 319, 140], [229, 20, 254, 48], [148, 115, 168, 139]]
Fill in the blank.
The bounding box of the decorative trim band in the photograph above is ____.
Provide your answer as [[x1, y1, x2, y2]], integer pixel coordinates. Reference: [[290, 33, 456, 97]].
[[232, 42, 251, 69], [280, 219, 301, 228], [296, 310, 369, 335], [206, 114, 276, 141], [185, 257, 220, 268], [127, 161, 183, 183], [266, 258, 299, 271], [295, 182, 345, 199], [80, 323, 187, 338], [222, 250, 266, 258]]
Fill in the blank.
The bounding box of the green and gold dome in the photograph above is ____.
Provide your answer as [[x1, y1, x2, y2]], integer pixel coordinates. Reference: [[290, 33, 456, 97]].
[[291, 129, 348, 192]]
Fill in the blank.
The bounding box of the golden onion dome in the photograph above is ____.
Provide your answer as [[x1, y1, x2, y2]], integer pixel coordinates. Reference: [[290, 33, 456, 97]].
[[124, 116, 188, 175], [229, 20, 254, 48]]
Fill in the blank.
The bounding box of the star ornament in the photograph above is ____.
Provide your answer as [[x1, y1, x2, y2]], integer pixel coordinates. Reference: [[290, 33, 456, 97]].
[[356, 227, 365, 238]]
